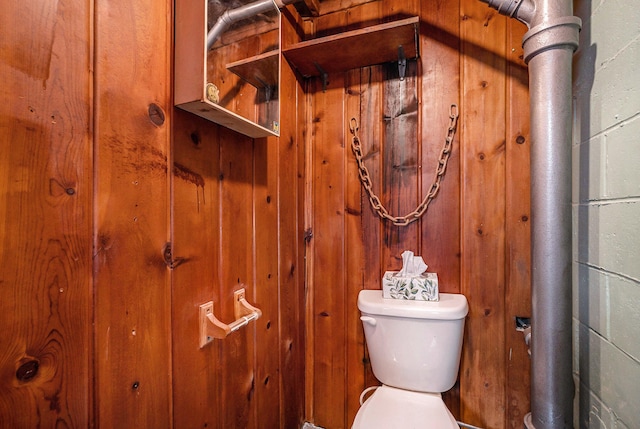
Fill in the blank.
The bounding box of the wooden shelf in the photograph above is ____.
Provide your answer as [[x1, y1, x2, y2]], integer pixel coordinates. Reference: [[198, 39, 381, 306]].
[[177, 99, 278, 139], [282, 16, 419, 78], [227, 50, 279, 89]]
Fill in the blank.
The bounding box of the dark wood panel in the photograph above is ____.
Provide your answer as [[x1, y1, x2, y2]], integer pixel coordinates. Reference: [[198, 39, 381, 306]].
[[279, 8, 307, 429], [306, 7, 347, 426], [310, 72, 349, 428], [0, 0, 93, 426], [357, 64, 386, 398], [343, 5, 385, 428], [93, 0, 173, 426]]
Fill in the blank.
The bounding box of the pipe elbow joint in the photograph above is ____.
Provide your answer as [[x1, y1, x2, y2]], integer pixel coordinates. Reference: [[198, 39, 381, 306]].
[[480, 0, 535, 25], [522, 15, 582, 63]]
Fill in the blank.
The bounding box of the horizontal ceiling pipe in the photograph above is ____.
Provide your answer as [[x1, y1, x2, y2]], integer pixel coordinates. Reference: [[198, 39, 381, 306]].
[[206, 0, 298, 50], [479, 1, 581, 428]]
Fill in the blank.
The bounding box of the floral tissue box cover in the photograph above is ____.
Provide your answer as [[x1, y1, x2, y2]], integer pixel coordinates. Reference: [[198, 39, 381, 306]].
[[382, 271, 439, 301]]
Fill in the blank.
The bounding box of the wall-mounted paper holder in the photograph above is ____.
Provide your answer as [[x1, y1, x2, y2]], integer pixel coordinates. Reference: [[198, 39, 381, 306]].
[[199, 288, 262, 348]]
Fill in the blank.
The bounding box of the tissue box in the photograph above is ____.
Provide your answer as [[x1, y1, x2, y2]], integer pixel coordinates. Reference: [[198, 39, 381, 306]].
[[382, 271, 439, 301]]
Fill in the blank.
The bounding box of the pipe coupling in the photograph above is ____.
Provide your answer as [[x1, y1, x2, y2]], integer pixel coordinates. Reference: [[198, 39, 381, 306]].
[[522, 16, 582, 64]]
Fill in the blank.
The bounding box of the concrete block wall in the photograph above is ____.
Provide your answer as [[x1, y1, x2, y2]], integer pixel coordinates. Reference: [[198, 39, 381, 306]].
[[572, 0, 640, 427]]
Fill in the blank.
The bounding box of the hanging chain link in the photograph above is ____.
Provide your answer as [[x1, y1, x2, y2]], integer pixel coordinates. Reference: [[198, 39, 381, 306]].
[[349, 104, 459, 227]]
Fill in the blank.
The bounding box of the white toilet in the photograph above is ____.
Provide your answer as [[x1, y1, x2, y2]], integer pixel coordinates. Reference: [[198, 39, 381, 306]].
[[352, 290, 468, 429]]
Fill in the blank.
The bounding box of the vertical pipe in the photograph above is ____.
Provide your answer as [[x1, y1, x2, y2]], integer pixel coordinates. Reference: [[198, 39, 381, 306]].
[[526, 45, 575, 429], [523, 9, 581, 428], [479, 1, 581, 428]]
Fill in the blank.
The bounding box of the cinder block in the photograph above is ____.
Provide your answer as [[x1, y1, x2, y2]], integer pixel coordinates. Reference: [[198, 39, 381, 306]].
[[603, 117, 640, 199], [576, 201, 640, 280], [609, 274, 640, 362]]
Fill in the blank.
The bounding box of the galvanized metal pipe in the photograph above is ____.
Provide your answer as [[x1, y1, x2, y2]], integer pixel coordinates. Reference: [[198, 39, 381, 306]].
[[206, 0, 297, 50], [478, 1, 581, 428]]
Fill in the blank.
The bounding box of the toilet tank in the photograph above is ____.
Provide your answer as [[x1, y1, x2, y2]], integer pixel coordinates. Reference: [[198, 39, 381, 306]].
[[358, 290, 468, 393]]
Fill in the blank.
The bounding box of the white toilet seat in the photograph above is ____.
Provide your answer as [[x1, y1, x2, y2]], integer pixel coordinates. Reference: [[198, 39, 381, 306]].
[[351, 385, 459, 429]]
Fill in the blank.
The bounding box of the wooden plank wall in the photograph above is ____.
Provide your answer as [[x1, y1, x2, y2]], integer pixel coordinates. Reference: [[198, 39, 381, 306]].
[[0, 1, 93, 426], [1, 0, 530, 427], [93, 0, 173, 426], [2, 0, 306, 428], [170, 6, 307, 429], [303, 0, 531, 428]]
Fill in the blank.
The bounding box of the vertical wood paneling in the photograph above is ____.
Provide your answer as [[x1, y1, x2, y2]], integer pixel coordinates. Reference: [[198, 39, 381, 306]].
[[357, 65, 386, 396], [279, 8, 307, 428], [0, 0, 92, 426], [309, 10, 349, 429], [343, 4, 383, 427], [381, 61, 420, 269], [311, 72, 349, 428], [218, 129, 257, 429], [253, 136, 281, 429], [345, 66, 367, 428], [359, 65, 384, 293], [419, 0, 463, 415], [505, 18, 532, 428], [171, 11, 306, 429], [171, 109, 223, 428], [419, 0, 462, 295], [2, 1, 533, 428], [94, 0, 172, 426], [460, 1, 507, 427], [306, 1, 530, 428]]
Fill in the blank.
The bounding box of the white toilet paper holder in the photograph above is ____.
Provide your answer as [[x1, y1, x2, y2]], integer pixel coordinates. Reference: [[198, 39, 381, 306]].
[[199, 287, 262, 347]]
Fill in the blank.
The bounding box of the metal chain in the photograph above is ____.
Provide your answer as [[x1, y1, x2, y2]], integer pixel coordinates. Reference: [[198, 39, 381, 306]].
[[349, 104, 459, 227]]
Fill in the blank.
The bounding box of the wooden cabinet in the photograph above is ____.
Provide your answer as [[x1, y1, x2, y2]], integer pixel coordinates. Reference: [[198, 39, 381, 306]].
[[175, 0, 280, 138]]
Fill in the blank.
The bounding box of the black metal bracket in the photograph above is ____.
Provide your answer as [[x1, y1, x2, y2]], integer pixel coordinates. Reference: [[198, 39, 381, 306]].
[[398, 45, 407, 81], [314, 62, 329, 92]]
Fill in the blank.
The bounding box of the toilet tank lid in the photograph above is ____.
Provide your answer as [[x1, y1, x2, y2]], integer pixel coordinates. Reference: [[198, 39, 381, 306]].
[[358, 290, 468, 320]]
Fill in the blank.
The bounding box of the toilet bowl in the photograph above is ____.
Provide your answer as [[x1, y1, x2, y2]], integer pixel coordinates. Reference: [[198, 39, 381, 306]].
[[352, 290, 468, 429], [351, 385, 458, 429]]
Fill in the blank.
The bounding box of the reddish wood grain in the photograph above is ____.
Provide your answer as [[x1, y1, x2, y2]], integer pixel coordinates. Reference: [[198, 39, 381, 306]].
[[310, 73, 349, 428], [0, 0, 93, 426], [93, 0, 173, 427], [505, 18, 532, 428], [253, 135, 282, 429], [305, 1, 530, 428], [218, 128, 257, 429], [419, 0, 462, 296], [171, 109, 223, 428], [459, 1, 508, 427], [343, 5, 385, 428], [1, 1, 532, 428], [279, 8, 307, 429], [307, 10, 349, 429], [171, 15, 306, 427], [419, 0, 463, 415]]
